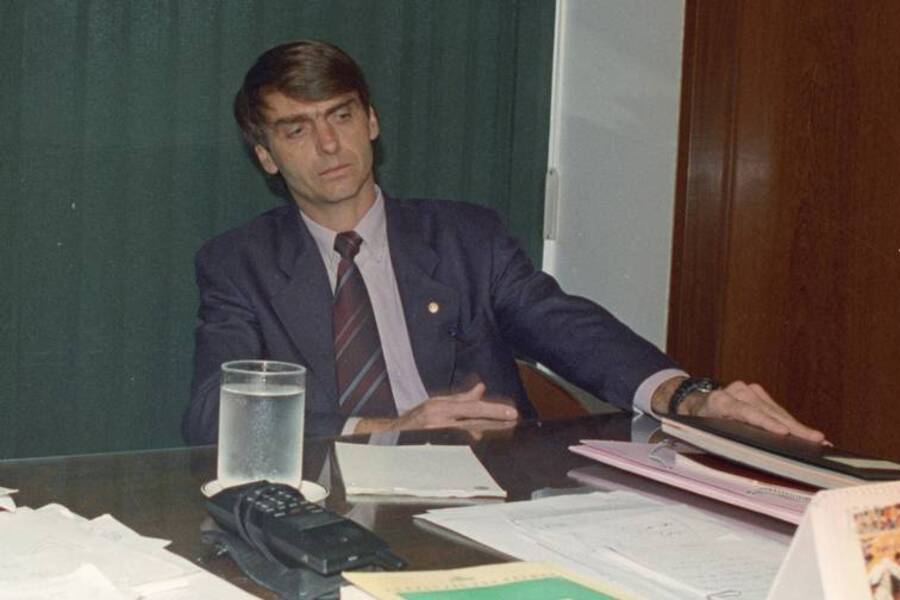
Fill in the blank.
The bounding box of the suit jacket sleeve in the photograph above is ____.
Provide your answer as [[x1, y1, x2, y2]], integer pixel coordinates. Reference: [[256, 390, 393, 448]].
[[484, 212, 678, 410], [184, 227, 348, 445], [183, 243, 263, 445]]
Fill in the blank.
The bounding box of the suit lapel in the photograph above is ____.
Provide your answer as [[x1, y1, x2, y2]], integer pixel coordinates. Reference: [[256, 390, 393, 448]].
[[269, 209, 338, 403], [385, 198, 460, 393]]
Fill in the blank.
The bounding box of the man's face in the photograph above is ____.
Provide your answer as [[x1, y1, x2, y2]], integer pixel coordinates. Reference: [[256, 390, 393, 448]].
[[254, 90, 380, 215]]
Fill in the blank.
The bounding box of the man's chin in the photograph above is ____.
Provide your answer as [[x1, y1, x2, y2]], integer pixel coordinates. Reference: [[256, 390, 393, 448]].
[[291, 183, 374, 211]]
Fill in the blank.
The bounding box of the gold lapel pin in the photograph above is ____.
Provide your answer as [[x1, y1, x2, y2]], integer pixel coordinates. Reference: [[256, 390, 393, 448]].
[[427, 301, 440, 314]]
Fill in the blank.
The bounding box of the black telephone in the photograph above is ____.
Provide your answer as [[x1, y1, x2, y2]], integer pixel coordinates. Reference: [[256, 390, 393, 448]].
[[205, 480, 406, 576]]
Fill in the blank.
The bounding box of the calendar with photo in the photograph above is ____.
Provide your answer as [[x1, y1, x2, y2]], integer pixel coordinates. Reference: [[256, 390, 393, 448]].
[[769, 481, 900, 600], [854, 502, 900, 600]]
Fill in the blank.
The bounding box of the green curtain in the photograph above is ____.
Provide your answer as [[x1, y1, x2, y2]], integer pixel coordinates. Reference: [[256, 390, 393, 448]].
[[0, 0, 555, 459]]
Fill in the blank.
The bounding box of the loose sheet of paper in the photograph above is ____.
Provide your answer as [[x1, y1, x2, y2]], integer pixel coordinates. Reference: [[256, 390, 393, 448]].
[[417, 493, 686, 599], [0, 564, 137, 600], [335, 442, 506, 498], [416, 491, 788, 599], [0, 503, 255, 598], [0, 485, 16, 511]]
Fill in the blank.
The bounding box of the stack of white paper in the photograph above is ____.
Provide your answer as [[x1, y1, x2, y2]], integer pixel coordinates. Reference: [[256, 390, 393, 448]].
[[335, 443, 506, 498], [0, 504, 255, 599], [416, 491, 788, 600]]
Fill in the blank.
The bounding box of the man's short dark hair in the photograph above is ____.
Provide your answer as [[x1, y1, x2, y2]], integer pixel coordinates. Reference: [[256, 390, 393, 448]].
[[234, 40, 371, 147]]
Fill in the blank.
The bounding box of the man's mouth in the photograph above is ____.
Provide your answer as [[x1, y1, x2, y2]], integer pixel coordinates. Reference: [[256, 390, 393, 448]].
[[319, 164, 350, 178]]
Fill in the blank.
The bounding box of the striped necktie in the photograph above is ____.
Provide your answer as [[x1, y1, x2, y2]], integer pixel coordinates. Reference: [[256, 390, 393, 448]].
[[332, 231, 397, 418]]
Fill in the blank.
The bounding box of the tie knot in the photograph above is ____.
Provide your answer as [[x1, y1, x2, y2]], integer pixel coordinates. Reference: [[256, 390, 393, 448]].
[[334, 231, 363, 260]]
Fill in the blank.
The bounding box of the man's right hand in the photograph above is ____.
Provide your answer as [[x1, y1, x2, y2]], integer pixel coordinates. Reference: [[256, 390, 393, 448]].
[[352, 382, 519, 434]]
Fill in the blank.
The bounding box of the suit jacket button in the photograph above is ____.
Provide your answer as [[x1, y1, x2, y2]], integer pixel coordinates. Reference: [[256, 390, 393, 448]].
[[427, 301, 440, 314]]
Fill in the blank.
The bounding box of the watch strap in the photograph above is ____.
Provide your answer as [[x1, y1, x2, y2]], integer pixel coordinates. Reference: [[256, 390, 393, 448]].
[[668, 377, 721, 415]]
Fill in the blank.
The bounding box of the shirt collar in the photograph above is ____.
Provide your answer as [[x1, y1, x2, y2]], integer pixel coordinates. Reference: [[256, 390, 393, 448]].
[[299, 186, 388, 266]]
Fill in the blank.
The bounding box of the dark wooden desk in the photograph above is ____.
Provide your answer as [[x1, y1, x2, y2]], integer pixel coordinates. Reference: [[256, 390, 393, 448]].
[[0, 414, 636, 597]]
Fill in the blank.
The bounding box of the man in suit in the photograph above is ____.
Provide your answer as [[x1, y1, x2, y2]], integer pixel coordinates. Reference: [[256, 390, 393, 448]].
[[182, 40, 823, 445]]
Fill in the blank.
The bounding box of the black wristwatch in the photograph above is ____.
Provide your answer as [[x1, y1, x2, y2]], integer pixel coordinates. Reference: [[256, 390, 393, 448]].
[[668, 377, 721, 415]]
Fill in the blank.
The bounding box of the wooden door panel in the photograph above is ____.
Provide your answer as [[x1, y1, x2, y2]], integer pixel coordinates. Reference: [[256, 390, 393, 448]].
[[671, 0, 900, 459]]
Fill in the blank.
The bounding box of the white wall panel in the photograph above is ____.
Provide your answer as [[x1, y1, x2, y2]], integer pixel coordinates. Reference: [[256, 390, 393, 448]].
[[543, 0, 685, 348]]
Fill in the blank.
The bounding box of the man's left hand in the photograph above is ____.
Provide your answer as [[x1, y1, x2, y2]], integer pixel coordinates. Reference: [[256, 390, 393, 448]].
[[654, 377, 826, 443]]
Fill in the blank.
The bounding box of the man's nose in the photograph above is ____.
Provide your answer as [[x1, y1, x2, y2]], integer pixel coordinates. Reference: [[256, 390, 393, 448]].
[[315, 122, 339, 155]]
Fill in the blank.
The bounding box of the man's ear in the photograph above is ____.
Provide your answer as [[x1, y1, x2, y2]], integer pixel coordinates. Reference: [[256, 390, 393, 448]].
[[367, 106, 380, 142], [254, 144, 279, 175]]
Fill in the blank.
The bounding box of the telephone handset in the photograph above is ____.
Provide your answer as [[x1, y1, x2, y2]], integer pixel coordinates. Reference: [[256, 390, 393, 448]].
[[205, 480, 406, 576]]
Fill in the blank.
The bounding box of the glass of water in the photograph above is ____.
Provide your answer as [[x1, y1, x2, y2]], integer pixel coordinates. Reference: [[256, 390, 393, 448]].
[[217, 360, 306, 489]]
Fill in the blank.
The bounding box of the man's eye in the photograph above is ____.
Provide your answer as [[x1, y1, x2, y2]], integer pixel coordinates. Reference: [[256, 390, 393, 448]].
[[334, 109, 352, 122], [284, 124, 307, 138]]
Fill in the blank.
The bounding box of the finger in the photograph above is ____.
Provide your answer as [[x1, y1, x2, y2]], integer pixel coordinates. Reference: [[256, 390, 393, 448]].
[[700, 390, 788, 433], [743, 383, 788, 413], [729, 384, 826, 442], [729, 401, 791, 435], [717, 381, 795, 428], [783, 420, 826, 443], [444, 382, 487, 403], [446, 398, 518, 422], [420, 408, 518, 431], [456, 418, 518, 431], [703, 389, 827, 443], [727, 384, 795, 424], [418, 386, 515, 424]]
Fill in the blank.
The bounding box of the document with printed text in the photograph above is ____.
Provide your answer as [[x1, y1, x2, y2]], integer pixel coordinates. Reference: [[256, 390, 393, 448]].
[[416, 491, 788, 599]]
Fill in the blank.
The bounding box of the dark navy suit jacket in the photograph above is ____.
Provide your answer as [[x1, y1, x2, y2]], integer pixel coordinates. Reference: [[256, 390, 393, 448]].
[[183, 196, 676, 444]]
